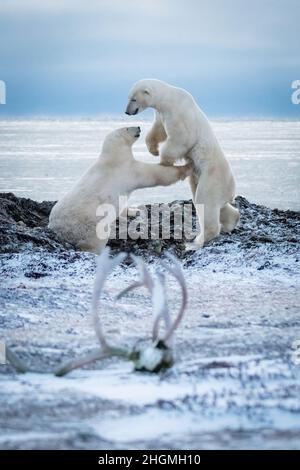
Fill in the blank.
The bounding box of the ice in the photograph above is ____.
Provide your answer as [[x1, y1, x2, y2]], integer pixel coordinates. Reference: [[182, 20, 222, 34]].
[[0, 119, 299, 210]]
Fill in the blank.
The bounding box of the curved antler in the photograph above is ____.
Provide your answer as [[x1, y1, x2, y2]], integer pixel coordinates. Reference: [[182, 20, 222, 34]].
[[117, 254, 153, 300], [55, 248, 128, 376], [117, 252, 187, 346], [92, 248, 127, 350], [161, 253, 188, 344], [151, 271, 172, 343], [116, 256, 169, 343]]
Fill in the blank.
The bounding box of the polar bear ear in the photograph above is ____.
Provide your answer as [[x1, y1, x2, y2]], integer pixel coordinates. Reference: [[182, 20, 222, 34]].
[[143, 88, 150, 95]]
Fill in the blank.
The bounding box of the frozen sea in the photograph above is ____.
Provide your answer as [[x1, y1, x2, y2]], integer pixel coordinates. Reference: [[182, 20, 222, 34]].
[[0, 118, 299, 210]]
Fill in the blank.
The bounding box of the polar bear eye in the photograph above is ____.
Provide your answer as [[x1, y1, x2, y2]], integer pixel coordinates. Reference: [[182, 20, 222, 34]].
[[131, 99, 136, 103]]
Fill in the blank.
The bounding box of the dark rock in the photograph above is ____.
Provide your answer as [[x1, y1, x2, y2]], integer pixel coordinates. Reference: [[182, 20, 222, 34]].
[[0, 192, 299, 259], [0, 192, 71, 253]]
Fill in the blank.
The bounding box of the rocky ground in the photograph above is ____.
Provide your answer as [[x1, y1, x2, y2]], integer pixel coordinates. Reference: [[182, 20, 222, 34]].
[[0, 192, 299, 449]]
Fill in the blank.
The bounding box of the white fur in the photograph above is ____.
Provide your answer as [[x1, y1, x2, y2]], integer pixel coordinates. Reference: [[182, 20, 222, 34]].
[[48, 127, 190, 253], [126, 79, 240, 249]]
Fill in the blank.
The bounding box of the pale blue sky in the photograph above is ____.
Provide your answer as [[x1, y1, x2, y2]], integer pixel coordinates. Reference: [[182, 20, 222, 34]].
[[0, 0, 299, 117]]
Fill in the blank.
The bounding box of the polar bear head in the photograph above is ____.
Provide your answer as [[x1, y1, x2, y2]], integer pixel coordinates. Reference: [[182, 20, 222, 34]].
[[125, 79, 168, 115], [101, 126, 141, 155]]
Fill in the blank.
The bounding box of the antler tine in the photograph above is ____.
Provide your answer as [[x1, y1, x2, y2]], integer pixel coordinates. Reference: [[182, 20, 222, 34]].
[[116, 281, 142, 300], [161, 253, 188, 344], [6, 346, 28, 374], [131, 254, 154, 291], [56, 249, 128, 376], [117, 254, 154, 300], [161, 252, 186, 285], [92, 248, 127, 350], [151, 271, 172, 343]]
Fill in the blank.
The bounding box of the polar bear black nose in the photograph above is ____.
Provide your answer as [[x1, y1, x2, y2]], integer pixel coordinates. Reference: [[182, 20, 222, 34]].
[[134, 127, 141, 138]]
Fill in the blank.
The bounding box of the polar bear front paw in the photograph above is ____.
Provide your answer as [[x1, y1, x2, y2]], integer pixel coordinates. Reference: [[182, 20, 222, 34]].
[[178, 162, 193, 180], [148, 145, 160, 157], [146, 137, 160, 156], [160, 156, 176, 166]]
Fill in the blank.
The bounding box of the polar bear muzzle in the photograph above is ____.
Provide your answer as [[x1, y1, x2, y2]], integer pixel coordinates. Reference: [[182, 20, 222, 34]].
[[126, 126, 141, 139], [125, 101, 139, 115]]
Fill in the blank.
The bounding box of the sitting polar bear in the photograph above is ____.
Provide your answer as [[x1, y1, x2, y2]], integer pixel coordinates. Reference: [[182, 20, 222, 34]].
[[48, 126, 191, 253], [125, 79, 240, 249]]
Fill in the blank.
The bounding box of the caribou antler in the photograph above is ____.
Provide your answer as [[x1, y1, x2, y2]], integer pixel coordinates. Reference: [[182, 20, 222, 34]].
[[55, 250, 188, 376], [117, 254, 153, 299], [92, 249, 127, 351], [117, 257, 171, 343], [151, 271, 172, 343], [55, 248, 129, 377], [7, 250, 188, 377], [5, 346, 28, 373], [160, 253, 188, 345], [119, 253, 187, 347], [134, 253, 188, 372]]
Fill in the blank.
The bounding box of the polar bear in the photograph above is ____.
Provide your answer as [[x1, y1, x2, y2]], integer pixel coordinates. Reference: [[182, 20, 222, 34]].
[[125, 79, 240, 249], [48, 126, 191, 253]]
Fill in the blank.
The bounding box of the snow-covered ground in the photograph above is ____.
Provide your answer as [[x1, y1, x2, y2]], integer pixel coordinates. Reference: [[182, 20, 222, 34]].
[[1, 228, 299, 449]]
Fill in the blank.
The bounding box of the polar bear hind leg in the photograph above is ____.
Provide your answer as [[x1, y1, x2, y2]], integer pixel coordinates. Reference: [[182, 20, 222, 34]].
[[186, 176, 221, 251], [220, 203, 240, 233], [186, 203, 221, 251], [77, 235, 108, 254]]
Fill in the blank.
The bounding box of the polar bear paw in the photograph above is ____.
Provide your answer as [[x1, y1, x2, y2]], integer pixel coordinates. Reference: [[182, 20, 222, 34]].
[[145, 137, 160, 156], [148, 145, 160, 157]]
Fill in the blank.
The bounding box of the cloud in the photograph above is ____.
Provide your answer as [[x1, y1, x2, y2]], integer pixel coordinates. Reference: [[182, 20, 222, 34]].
[[0, 0, 299, 116]]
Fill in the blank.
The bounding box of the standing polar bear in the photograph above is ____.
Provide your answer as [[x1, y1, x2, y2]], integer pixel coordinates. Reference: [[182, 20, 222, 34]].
[[125, 79, 239, 249], [48, 127, 191, 253]]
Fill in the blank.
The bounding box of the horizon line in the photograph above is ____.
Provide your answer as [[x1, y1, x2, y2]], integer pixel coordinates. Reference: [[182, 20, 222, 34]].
[[0, 114, 300, 122]]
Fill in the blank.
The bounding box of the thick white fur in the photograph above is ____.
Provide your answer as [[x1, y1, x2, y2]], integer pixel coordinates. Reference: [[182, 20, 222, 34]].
[[126, 79, 240, 249], [48, 127, 190, 253]]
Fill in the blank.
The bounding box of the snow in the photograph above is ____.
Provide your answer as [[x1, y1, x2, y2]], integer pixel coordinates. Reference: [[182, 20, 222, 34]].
[[1, 243, 300, 449]]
